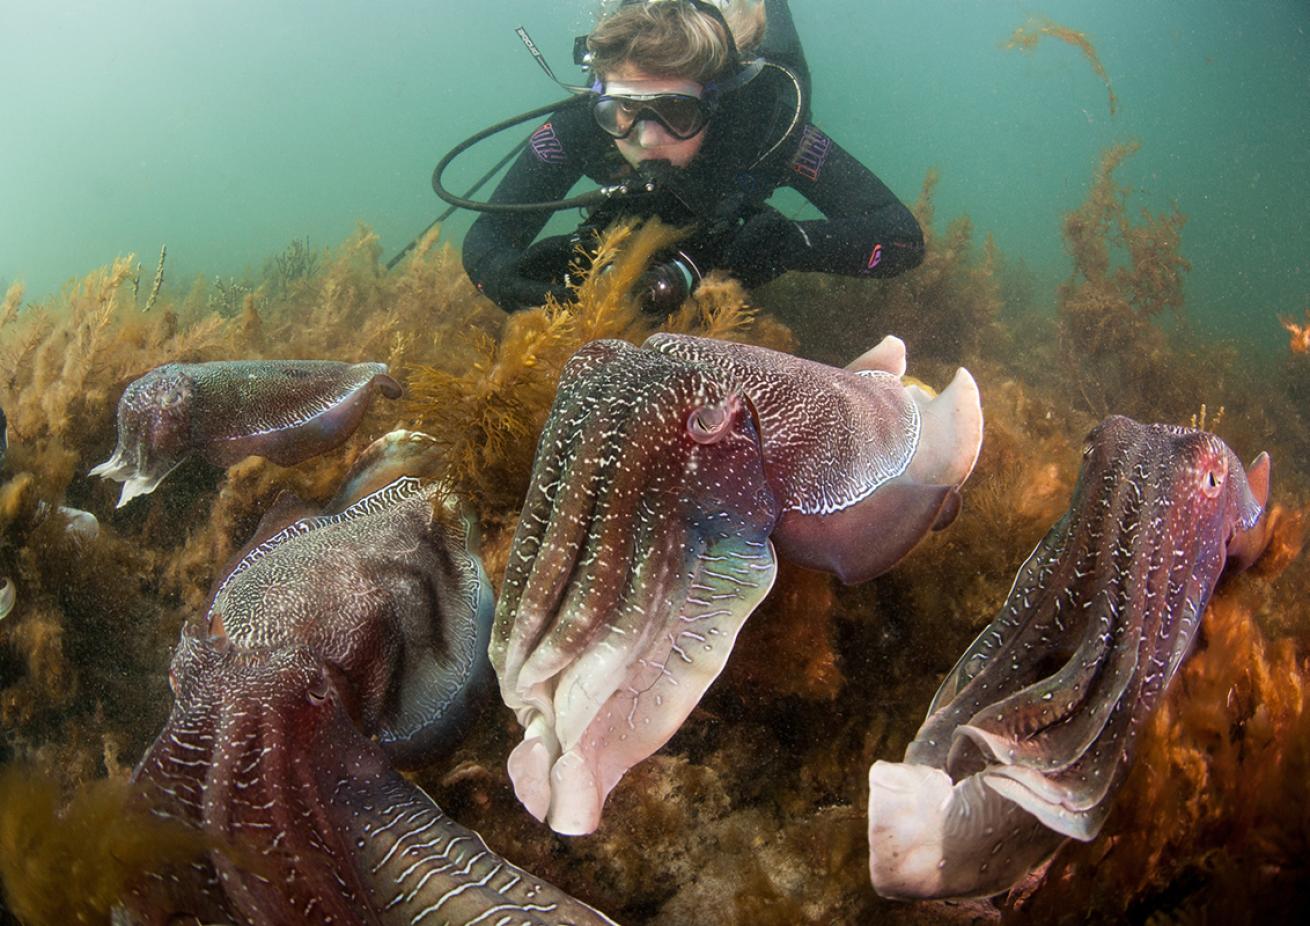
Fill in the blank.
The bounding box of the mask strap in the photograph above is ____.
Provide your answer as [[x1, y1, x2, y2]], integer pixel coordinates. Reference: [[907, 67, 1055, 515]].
[[516, 26, 592, 94]]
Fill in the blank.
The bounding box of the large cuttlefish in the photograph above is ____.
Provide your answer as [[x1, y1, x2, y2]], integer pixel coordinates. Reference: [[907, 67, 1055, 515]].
[[92, 360, 402, 507], [868, 415, 1272, 900], [122, 436, 615, 925], [493, 334, 984, 835]]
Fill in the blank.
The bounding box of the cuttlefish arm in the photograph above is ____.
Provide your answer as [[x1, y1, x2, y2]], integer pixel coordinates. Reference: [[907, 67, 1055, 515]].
[[91, 360, 401, 507], [125, 631, 616, 926], [208, 470, 493, 769], [645, 333, 983, 584], [492, 340, 779, 835], [869, 415, 1273, 900]]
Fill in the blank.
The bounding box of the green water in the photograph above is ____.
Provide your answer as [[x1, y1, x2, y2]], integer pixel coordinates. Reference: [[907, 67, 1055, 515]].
[[1, 0, 1305, 351]]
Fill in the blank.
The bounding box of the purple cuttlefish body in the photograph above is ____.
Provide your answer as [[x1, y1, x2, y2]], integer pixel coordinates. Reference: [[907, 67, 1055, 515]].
[[868, 415, 1273, 900], [125, 632, 615, 926], [492, 334, 983, 836], [91, 359, 402, 507], [122, 435, 616, 925]]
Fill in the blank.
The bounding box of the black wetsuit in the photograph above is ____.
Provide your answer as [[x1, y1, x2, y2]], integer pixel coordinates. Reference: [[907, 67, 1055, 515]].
[[462, 63, 924, 313]]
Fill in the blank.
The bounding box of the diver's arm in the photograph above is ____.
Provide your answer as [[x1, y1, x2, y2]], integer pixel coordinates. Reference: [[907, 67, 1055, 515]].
[[720, 126, 924, 287], [462, 122, 586, 312]]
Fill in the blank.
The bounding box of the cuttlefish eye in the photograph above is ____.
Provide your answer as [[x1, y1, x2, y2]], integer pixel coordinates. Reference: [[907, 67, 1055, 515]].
[[687, 401, 733, 444], [306, 671, 332, 706], [1200, 455, 1228, 499]]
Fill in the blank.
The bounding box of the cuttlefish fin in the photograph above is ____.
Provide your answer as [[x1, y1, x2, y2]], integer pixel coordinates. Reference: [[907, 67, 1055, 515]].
[[1226, 451, 1272, 571], [209, 492, 317, 586], [771, 367, 983, 584], [777, 481, 953, 584], [845, 334, 907, 377], [905, 367, 984, 490], [377, 543, 496, 769]]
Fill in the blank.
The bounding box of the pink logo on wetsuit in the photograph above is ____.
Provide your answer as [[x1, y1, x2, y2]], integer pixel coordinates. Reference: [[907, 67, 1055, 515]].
[[530, 122, 566, 164], [867, 243, 883, 270]]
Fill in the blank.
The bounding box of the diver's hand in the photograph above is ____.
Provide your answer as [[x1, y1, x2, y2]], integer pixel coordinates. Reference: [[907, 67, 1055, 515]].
[[473, 260, 570, 312], [473, 238, 574, 312], [496, 275, 572, 312], [722, 206, 807, 287]]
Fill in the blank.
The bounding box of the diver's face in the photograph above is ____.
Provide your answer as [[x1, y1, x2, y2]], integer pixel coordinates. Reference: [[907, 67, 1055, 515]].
[[603, 64, 707, 169]]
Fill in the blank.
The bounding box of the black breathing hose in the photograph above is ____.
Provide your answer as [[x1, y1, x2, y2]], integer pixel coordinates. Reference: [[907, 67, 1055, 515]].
[[431, 94, 613, 214]]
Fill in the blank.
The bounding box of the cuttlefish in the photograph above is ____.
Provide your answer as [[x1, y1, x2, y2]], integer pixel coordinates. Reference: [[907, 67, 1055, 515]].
[[91, 360, 402, 507], [205, 470, 494, 767], [123, 631, 616, 925], [123, 442, 614, 924], [493, 334, 983, 835], [868, 415, 1272, 900]]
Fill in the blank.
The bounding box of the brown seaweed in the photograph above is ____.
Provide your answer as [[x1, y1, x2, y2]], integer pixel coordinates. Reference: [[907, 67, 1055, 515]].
[[1004, 16, 1119, 117], [0, 147, 1307, 923]]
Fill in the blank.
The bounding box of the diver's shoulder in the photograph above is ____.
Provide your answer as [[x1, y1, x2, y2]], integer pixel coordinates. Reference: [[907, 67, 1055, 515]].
[[548, 99, 598, 138]]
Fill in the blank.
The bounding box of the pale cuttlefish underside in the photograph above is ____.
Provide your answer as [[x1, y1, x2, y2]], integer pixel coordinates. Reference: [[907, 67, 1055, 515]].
[[493, 334, 983, 836], [91, 359, 402, 507], [868, 415, 1272, 900], [122, 437, 615, 924]]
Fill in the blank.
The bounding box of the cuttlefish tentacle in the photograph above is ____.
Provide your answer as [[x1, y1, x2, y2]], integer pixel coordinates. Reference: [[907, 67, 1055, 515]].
[[493, 339, 779, 835], [521, 501, 778, 835], [91, 360, 401, 507], [492, 345, 627, 709], [645, 333, 983, 583], [869, 415, 1273, 900]]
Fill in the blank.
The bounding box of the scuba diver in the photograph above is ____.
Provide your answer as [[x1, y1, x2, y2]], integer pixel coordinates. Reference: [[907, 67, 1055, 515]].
[[457, 0, 924, 315]]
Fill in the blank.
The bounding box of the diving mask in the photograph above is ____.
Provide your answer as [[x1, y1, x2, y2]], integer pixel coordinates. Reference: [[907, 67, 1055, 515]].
[[592, 80, 715, 140]]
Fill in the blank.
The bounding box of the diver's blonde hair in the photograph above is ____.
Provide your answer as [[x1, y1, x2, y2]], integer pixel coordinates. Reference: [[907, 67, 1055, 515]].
[[588, 0, 767, 84]]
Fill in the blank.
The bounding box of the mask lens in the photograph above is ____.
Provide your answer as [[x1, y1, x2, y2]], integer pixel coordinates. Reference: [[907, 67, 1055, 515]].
[[652, 95, 707, 137], [593, 94, 709, 140]]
